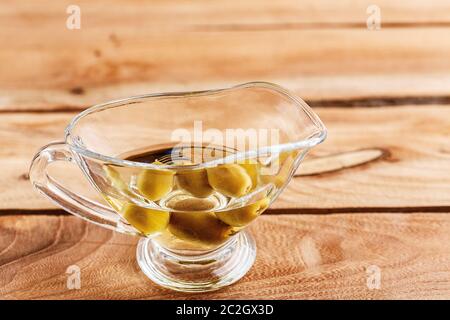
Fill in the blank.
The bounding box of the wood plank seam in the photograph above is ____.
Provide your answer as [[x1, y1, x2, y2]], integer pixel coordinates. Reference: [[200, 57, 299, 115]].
[[187, 22, 450, 32], [2, 206, 450, 217], [2, 96, 450, 113]]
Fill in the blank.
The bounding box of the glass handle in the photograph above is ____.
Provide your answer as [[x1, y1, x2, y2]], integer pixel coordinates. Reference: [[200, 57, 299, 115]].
[[29, 142, 138, 235]]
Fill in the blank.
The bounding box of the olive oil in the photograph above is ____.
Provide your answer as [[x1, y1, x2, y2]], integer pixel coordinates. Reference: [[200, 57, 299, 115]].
[[101, 144, 295, 251]]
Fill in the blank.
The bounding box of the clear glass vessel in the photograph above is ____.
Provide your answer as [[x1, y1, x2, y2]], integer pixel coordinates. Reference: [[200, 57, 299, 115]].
[[29, 82, 326, 292]]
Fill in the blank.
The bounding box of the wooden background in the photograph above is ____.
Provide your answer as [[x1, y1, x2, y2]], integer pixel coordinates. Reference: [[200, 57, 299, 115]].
[[1, 0, 450, 299]]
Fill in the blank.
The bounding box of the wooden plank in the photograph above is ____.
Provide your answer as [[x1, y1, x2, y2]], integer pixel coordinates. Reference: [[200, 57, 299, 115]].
[[1, 26, 450, 110], [3, 0, 450, 28], [1, 105, 449, 211], [1, 213, 450, 299], [283, 105, 450, 210], [0, 112, 103, 210]]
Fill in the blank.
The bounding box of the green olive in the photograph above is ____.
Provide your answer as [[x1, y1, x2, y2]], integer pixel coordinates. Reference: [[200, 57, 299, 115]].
[[168, 211, 232, 246], [176, 168, 214, 198], [239, 160, 260, 190], [215, 197, 270, 227], [206, 164, 252, 197], [260, 151, 297, 188], [136, 166, 175, 201], [260, 170, 288, 188], [121, 202, 170, 236]]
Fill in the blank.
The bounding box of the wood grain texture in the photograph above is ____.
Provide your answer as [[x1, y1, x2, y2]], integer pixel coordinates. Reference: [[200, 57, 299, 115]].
[[1, 214, 450, 299], [1, 1, 450, 300], [2, 105, 449, 211], [1, 13, 450, 110], [4, 0, 450, 28], [297, 148, 386, 176]]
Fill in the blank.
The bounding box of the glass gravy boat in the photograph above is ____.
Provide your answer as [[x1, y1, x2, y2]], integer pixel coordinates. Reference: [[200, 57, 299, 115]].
[[29, 82, 326, 292]]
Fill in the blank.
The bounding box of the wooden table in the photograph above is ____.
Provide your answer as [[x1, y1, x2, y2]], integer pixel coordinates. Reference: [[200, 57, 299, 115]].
[[1, 1, 450, 299]]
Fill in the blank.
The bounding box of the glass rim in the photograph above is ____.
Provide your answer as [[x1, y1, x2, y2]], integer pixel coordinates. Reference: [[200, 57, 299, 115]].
[[64, 81, 327, 169]]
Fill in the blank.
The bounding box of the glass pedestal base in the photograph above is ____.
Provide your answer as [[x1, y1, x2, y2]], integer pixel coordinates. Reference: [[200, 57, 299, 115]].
[[136, 231, 256, 292]]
